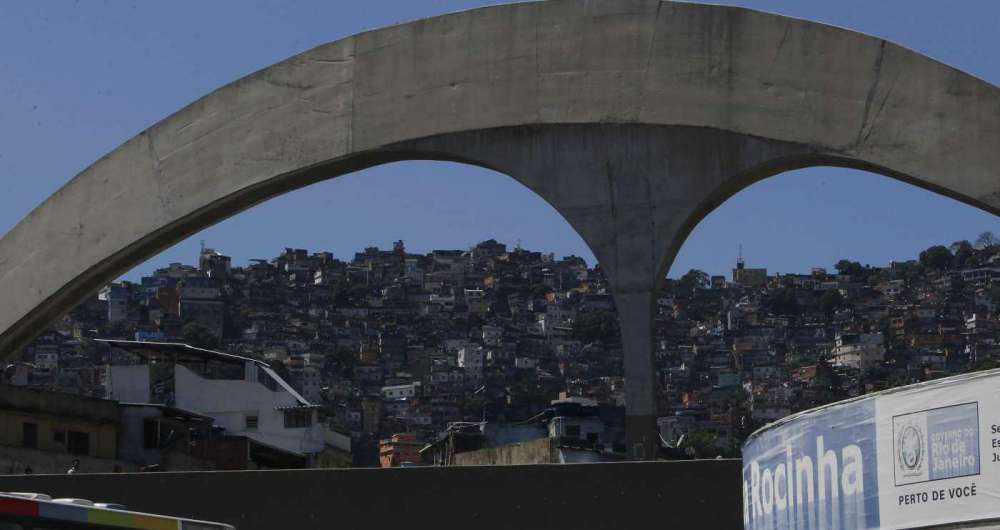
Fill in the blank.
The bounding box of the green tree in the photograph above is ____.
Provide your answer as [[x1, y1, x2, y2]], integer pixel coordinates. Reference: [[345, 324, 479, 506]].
[[678, 269, 710, 291], [766, 288, 800, 316], [950, 240, 975, 269], [571, 310, 620, 345], [976, 231, 997, 250], [919, 245, 953, 271], [834, 259, 864, 277], [682, 430, 738, 458], [974, 358, 999, 372], [181, 322, 220, 350], [820, 290, 845, 320]]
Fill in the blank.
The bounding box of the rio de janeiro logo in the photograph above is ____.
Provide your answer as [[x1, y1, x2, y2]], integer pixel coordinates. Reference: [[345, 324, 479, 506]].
[[897, 422, 924, 474]]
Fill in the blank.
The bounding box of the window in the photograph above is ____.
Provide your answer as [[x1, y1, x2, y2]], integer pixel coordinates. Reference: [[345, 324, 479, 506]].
[[565, 424, 581, 438], [284, 409, 313, 429], [67, 431, 90, 456], [53, 430, 65, 444], [143, 419, 159, 449], [245, 415, 259, 429], [22, 422, 37, 449]]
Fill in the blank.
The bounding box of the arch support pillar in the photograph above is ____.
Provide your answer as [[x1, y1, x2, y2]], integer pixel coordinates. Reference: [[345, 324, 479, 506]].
[[616, 289, 658, 460], [393, 124, 814, 460]]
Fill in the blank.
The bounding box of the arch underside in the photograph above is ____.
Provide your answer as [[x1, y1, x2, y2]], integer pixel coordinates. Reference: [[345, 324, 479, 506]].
[[3, 123, 996, 358], [0, 0, 997, 459]]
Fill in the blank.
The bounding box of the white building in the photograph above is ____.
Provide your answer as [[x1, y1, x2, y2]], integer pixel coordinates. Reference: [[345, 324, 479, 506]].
[[548, 415, 604, 443], [102, 340, 326, 458], [830, 332, 885, 370], [457, 345, 484, 382], [99, 284, 130, 323], [382, 382, 420, 400]]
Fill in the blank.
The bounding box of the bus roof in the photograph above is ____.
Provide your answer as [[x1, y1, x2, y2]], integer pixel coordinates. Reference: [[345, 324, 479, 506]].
[[0, 492, 234, 530]]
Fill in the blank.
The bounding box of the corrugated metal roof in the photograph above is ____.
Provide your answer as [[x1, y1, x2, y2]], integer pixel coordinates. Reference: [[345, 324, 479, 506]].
[[99, 339, 312, 407], [97, 339, 263, 366]]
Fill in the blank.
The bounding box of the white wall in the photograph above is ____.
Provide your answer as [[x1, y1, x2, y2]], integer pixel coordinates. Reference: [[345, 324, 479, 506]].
[[173, 364, 324, 455], [107, 364, 150, 402]]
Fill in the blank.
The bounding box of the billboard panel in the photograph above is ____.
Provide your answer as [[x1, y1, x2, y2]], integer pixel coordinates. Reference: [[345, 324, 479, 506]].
[[743, 370, 1000, 529]]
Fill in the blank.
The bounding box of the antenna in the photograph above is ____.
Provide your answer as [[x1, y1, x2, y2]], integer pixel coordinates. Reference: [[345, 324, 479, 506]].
[[200, 240, 206, 253], [737, 244, 744, 269]]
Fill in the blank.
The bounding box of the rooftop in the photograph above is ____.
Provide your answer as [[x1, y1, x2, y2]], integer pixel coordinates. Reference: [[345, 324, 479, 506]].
[[0, 384, 119, 423], [97, 339, 263, 367]]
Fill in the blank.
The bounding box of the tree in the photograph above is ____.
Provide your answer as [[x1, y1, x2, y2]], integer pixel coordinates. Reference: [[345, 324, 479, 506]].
[[683, 431, 721, 458], [571, 310, 620, 345], [918, 245, 953, 271], [834, 259, 864, 277], [950, 240, 975, 269], [766, 288, 800, 316], [974, 358, 999, 372], [820, 290, 845, 320], [682, 430, 739, 459], [678, 269, 710, 291], [976, 231, 997, 250], [181, 322, 220, 350]]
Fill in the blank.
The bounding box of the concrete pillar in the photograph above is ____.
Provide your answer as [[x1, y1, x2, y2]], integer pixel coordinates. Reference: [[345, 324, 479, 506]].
[[616, 289, 659, 460]]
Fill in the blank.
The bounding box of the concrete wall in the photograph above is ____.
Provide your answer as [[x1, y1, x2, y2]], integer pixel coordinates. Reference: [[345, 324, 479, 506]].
[[0, 385, 118, 422], [106, 364, 150, 402], [0, 445, 136, 475], [453, 437, 556, 466], [0, 410, 118, 460], [0, 385, 119, 460], [0, 460, 743, 530]]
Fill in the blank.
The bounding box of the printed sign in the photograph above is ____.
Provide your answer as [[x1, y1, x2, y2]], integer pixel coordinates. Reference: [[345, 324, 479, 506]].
[[743, 371, 1000, 529], [742, 399, 878, 529], [892, 403, 979, 486]]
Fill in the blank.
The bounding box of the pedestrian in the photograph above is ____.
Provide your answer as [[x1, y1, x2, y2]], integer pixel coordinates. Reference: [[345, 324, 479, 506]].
[[67, 459, 79, 474]]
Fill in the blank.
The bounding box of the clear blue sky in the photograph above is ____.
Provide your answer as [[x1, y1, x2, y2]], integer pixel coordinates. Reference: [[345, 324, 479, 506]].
[[1, 1, 997, 282]]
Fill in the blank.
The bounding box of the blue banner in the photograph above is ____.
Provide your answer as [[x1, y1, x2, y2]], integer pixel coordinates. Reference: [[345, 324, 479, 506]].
[[742, 399, 879, 529]]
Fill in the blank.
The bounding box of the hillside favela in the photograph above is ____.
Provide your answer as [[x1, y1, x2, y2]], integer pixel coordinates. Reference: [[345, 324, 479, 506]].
[[6, 234, 1000, 474]]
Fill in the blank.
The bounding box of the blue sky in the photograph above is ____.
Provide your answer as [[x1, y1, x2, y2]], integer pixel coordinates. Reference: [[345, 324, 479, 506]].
[[1, 1, 997, 281]]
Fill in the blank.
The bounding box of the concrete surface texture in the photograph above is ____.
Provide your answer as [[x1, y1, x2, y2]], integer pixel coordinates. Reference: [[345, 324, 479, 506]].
[[0, 460, 744, 530], [452, 435, 557, 466], [0, 0, 997, 459]]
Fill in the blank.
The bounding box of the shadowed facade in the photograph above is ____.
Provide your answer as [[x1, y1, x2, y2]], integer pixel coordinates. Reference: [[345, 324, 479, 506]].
[[0, 0, 997, 459]]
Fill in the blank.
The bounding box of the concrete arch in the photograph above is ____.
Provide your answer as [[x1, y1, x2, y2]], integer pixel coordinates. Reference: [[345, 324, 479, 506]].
[[657, 152, 1000, 288], [1, 0, 997, 458]]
